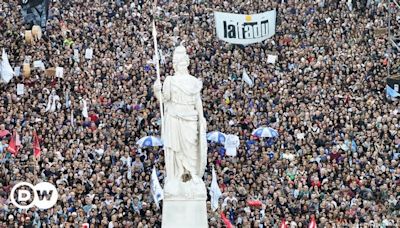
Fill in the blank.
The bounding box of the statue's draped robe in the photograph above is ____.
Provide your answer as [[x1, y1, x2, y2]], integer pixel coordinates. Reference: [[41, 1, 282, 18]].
[[160, 74, 207, 182]]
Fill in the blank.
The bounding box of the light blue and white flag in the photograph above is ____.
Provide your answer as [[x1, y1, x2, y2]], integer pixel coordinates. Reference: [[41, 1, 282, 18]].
[[209, 166, 222, 211], [151, 167, 164, 209]]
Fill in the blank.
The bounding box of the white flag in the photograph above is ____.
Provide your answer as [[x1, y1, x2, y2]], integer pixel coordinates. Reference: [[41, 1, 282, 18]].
[[0, 49, 15, 83], [242, 68, 253, 87], [209, 166, 222, 211], [127, 164, 132, 180], [159, 50, 165, 65], [82, 99, 89, 118], [151, 167, 164, 209], [70, 110, 75, 127]]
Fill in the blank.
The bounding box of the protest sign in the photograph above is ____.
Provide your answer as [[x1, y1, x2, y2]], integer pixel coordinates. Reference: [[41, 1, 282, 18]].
[[45, 67, 56, 77], [267, 54, 278, 64], [33, 60, 45, 70], [214, 10, 276, 45], [25, 30, 33, 44], [32, 25, 42, 40], [56, 67, 64, 78], [224, 134, 240, 157], [21, 0, 50, 28], [17, 84, 24, 95], [73, 49, 80, 62], [23, 63, 31, 78], [85, 48, 93, 60], [14, 67, 21, 77]]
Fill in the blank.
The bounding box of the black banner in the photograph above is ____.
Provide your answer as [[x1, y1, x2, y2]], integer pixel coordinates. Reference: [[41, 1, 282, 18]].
[[20, 0, 43, 7], [387, 76, 400, 91], [21, 0, 50, 28]]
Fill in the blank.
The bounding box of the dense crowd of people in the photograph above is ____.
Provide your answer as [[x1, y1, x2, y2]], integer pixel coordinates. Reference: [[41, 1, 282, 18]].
[[0, 0, 400, 227]]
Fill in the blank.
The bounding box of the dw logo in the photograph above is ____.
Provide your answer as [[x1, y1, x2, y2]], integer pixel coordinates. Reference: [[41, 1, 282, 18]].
[[10, 182, 58, 210]]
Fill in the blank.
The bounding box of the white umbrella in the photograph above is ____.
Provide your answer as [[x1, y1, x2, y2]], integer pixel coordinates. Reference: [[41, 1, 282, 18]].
[[136, 136, 163, 147], [252, 127, 279, 138]]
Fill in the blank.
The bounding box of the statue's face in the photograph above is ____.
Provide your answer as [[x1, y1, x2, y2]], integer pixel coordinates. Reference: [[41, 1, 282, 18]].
[[173, 54, 189, 71], [173, 46, 189, 72]]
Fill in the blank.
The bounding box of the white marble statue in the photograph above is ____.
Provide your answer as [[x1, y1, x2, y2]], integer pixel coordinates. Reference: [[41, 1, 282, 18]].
[[153, 44, 207, 200]]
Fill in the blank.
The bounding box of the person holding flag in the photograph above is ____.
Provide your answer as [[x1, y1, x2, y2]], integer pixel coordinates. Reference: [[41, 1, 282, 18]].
[[33, 131, 41, 159], [309, 215, 317, 228], [150, 166, 164, 209], [209, 166, 222, 211], [7, 130, 21, 157]]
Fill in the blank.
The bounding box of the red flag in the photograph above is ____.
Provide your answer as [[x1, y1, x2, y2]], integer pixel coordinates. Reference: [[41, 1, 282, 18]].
[[220, 211, 233, 228], [308, 215, 317, 228], [280, 218, 288, 228], [33, 131, 41, 158], [247, 200, 263, 207], [7, 130, 21, 156]]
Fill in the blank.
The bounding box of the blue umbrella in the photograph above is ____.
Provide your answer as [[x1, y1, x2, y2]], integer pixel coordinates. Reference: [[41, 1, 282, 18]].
[[252, 127, 279, 138], [136, 136, 163, 147], [206, 131, 226, 144]]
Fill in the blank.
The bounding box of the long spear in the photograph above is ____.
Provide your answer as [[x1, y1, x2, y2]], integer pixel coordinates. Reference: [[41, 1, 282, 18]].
[[152, 12, 164, 136]]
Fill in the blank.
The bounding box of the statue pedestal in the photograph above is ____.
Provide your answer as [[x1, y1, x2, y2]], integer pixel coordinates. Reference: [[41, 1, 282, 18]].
[[162, 178, 208, 228], [162, 198, 208, 228]]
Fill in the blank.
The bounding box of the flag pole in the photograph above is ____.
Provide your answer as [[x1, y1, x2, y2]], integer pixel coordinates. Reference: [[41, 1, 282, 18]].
[[151, 6, 164, 139]]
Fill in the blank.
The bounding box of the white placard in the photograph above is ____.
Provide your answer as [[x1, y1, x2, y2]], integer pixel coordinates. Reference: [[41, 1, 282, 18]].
[[267, 54, 278, 64], [214, 10, 276, 45], [14, 67, 21, 76], [224, 134, 240, 157], [85, 48, 93, 60], [55, 67, 64, 78], [33, 60, 45, 70], [17, 84, 24, 95], [73, 49, 80, 62], [24, 56, 32, 64]]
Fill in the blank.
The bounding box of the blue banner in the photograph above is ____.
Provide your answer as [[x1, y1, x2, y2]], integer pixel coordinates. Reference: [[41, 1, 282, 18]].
[[21, 0, 50, 28]]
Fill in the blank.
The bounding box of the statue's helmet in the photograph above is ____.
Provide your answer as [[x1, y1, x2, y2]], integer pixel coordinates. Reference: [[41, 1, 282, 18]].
[[173, 44, 189, 71]]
